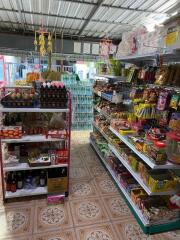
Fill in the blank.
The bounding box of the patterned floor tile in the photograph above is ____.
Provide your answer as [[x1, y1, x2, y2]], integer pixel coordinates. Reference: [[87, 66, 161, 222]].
[[88, 164, 109, 178], [70, 156, 84, 167], [156, 231, 180, 240], [0, 205, 33, 238], [33, 228, 77, 240], [69, 179, 98, 200], [102, 195, 133, 221], [1, 199, 35, 209], [70, 197, 110, 227], [75, 222, 118, 240], [113, 219, 159, 240], [33, 202, 73, 234], [94, 176, 119, 196], [70, 167, 91, 179], [0, 236, 32, 240]]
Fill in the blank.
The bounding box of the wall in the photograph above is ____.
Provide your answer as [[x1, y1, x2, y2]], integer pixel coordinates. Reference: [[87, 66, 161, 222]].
[[0, 33, 74, 54]]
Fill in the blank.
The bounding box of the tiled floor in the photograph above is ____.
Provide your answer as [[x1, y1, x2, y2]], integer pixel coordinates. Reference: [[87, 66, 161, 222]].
[[0, 131, 180, 240]]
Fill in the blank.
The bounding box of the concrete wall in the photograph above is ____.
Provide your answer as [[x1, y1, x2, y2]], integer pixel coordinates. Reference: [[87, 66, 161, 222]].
[[0, 33, 74, 54]]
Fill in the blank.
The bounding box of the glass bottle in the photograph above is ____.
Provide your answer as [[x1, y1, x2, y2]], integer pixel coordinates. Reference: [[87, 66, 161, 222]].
[[11, 173, 17, 192], [40, 171, 46, 187], [16, 172, 23, 189]]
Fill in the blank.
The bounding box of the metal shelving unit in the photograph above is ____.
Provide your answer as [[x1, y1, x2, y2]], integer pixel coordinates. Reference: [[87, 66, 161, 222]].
[[90, 138, 180, 234], [110, 126, 180, 170], [116, 49, 180, 63], [0, 94, 72, 201], [1, 135, 63, 143], [108, 143, 177, 196], [91, 74, 180, 233], [5, 186, 48, 199], [4, 163, 68, 172]]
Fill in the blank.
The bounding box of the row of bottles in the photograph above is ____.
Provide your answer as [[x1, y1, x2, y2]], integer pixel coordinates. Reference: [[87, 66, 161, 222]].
[[5, 170, 47, 192]]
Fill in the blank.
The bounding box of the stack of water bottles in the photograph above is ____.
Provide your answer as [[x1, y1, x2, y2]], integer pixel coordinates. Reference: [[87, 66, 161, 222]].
[[62, 74, 93, 130]]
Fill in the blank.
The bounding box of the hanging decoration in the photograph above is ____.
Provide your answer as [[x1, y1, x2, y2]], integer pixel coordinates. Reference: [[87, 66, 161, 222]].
[[47, 33, 53, 53], [34, 31, 38, 51], [39, 32, 46, 57], [100, 38, 112, 58], [33, 27, 53, 57]]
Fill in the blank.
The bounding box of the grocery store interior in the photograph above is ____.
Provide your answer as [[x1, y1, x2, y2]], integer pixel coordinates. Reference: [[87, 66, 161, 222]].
[[0, 0, 180, 239]]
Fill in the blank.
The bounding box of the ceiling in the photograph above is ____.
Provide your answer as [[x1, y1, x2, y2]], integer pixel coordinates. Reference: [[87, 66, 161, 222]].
[[0, 0, 179, 40]]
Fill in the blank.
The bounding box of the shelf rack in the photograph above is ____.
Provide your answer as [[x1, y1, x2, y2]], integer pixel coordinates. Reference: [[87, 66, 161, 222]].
[[0, 93, 72, 201], [91, 72, 180, 233], [5, 186, 47, 199], [90, 138, 180, 234], [0, 106, 69, 113], [116, 50, 180, 63], [92, 121, 178, 195], [4, 163, 68, 172], [108, 143, 177, 196], [92, 121, 109, 142], [95, 74, 127, 81], [1, 135, 63, 143], [109, 126, 180, 170]]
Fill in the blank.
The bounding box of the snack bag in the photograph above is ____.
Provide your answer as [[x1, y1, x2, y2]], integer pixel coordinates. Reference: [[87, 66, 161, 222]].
[[157, 91, 170, 111], [170, 94, 179, 110]]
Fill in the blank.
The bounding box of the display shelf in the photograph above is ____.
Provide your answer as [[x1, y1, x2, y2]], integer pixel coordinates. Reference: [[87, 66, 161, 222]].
[[90, 138, 180, 234], [93, 106, 111, 121], [4, 85, 32, 89], [116, 50, 180, 63], [4, 163, 68, 172], [1, 135, 64, 143], [0, 105, 69, 113], [109, 126, 180, 170], [92, 122, 109, 142], [5, 186, 47, 199], [96, 74, 127, 81], [93, 91, 130, 105], [0, 92, 72, 201], [90, 138, 149, 227], [108, 143, 178, 196]]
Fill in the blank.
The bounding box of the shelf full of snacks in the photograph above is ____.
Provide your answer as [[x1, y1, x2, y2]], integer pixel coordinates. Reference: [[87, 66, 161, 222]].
[[0, 81, 72, 201], [90, 134, 180, 234], [92, 119, 178, 196], [91, 73, 180, 234], [109, 126, 180, 170]]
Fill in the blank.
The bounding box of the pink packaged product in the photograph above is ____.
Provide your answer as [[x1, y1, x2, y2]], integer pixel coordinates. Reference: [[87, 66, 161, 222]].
[[157, 91, 171, 111], [47, 194, 65, 205]]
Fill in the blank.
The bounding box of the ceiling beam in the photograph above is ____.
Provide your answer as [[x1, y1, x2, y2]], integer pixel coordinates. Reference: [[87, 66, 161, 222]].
[[0, 8, 135, 27], [57, 0, 168, 15], [0, 21, 122, 38], [15, 0, 25, 31], [78, 0, 104, 35]]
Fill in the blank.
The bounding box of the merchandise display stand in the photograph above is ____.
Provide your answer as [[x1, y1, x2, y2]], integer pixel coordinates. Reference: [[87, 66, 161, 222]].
[[90, 57, 180, 234], [0, 86, 72, 202], [62, 74, 93, 130]]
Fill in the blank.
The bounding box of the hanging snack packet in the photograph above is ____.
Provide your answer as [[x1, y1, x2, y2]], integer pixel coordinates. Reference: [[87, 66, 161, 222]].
[[157, 91, 170, 111], [169, 94, 179, 110]]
